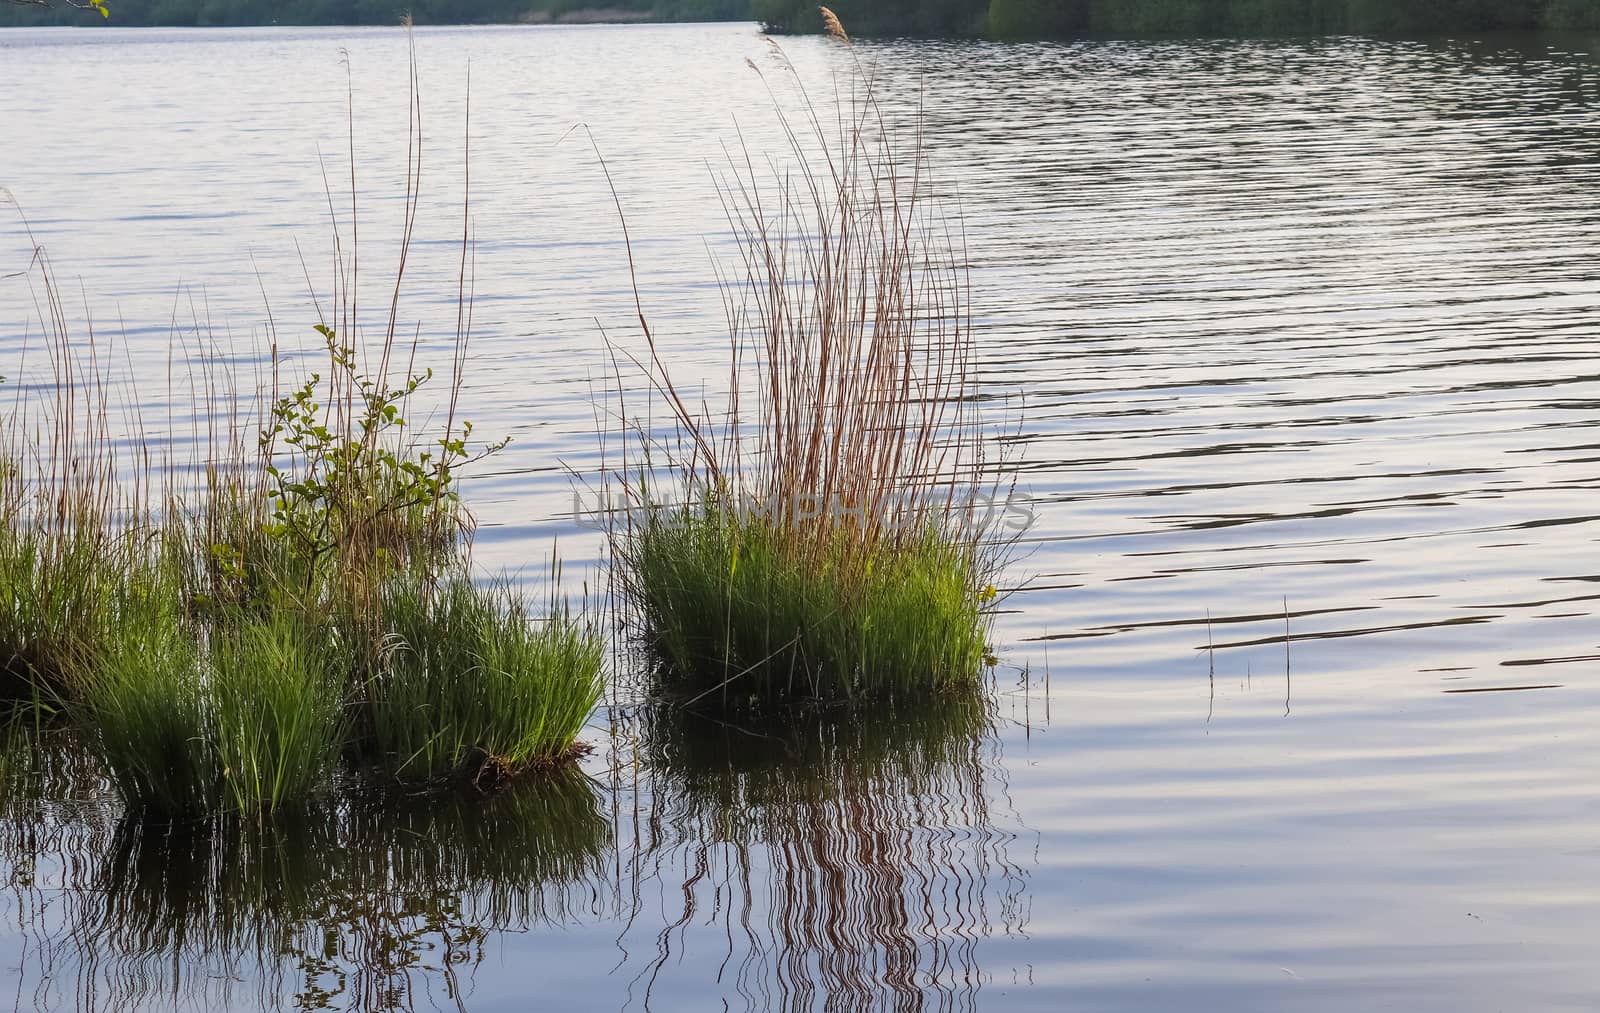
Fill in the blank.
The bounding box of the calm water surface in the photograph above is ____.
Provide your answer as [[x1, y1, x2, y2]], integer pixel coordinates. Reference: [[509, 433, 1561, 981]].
[[2, 22, 1599, 1012]]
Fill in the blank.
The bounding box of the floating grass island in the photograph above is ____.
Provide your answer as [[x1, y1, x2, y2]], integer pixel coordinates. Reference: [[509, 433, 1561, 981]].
[[0, 97, 603, 818], [608, 32, 1011, 710], [0, 313, 606, 818]]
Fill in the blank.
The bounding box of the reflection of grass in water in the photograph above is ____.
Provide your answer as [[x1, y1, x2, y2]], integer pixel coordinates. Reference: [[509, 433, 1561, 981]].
[[0, 717, 111, 839], [98, 771, 608, 1010], [0, 712, 33, 806], [0, 722, 131, 1010], [2, 758, 610, 1012], [629, 693, 1028, 1012], [641, 690, 994, 810]]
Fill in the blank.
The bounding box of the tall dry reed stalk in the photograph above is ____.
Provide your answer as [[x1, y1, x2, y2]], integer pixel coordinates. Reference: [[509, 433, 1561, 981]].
[[0, 232, 152, 701], [819, 4, 850, 41]]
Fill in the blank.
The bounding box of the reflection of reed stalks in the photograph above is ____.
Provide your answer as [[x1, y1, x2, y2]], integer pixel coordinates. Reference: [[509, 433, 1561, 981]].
[[0, 726, 125, 1012], [0, 742, 609, 1013], [622, 696, 1029, 1012]]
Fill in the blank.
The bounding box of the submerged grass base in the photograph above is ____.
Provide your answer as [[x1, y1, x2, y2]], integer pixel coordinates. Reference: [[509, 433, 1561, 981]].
[[642, 685, 995, 806], [628, 503, 991, 708]]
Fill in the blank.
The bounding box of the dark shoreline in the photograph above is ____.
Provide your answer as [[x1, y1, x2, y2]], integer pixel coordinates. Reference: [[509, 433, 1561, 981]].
[[0, 2, 747, 29], [757, 0, 1600, 39], [7, 0, 1600, 36]]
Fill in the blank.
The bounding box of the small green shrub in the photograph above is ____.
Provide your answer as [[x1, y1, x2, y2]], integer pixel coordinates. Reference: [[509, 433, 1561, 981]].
[[258, 326, 499, 593]]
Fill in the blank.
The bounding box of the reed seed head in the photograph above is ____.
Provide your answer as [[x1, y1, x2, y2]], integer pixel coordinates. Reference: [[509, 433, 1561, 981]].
[[819, 6, 849, 43]]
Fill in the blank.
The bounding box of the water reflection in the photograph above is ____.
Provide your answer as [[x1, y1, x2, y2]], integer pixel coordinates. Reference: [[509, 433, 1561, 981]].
[[2, 750, 610, 1012], [620, 696, 1029, 1012]]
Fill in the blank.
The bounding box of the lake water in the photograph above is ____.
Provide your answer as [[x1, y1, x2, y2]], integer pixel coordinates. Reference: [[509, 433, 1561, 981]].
[[2, 21, 1599, 1012]]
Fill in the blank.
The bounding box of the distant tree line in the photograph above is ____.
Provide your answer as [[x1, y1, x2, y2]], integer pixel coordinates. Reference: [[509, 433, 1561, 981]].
[[986, 0, 1600, 35], [4, 0, 1598, 31], [0, 0, 745, 26], [752, 0, 987, 35], [754, 0, 1600, 35]]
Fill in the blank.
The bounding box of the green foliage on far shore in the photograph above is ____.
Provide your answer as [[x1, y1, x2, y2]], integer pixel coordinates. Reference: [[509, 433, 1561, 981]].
[[753, 0, 988, 35]]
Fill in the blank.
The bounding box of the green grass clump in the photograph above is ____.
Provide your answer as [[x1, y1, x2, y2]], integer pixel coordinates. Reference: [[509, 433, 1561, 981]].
[[0, 509, 126, 700], [8, 321, 601, 813], [210, 615, 346, 814], [77, 584, 343, 817], [631, 503, 988, 705], [76, 584, 214, 814], [358, 577, 603, 789]]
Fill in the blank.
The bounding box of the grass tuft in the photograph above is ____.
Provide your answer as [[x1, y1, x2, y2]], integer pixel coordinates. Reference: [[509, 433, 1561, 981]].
[[76, 583, 344, 817], [0, 525, 121, 698], [630, 502, 987, 704], [357, 576, 604, 789], [0, 290, 138, 700], [210, 614, 346, 814], [76, 579, 215, 815]]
